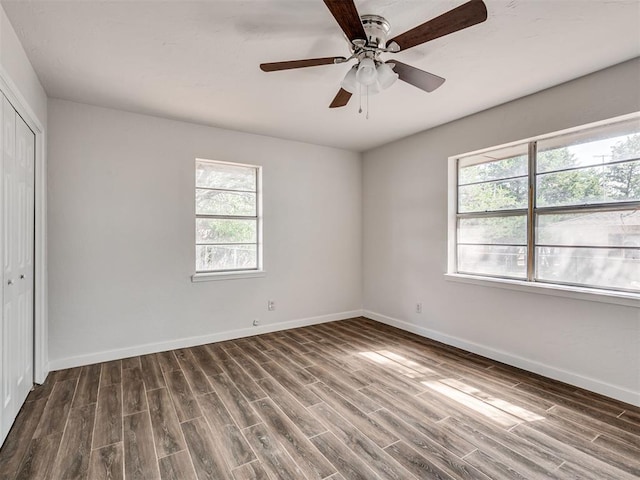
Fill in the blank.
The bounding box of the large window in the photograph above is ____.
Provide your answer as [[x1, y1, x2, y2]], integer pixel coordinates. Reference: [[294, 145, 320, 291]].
[[195, 159, 261, 274], [453, 116, 640, 294]]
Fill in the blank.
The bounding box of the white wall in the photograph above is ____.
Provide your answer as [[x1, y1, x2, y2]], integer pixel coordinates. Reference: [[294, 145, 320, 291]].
[[362, 58, 640, 406], [47, 99, 362, 368], [0, 4, 47, 127]]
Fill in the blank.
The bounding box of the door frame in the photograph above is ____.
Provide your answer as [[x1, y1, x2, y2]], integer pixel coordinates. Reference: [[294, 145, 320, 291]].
[[0, 65, 47, 384]]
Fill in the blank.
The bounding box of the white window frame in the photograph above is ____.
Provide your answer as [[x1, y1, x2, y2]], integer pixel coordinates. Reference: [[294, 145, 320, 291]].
[[446, 113, 640, 307], [192, 158, 264, 282]]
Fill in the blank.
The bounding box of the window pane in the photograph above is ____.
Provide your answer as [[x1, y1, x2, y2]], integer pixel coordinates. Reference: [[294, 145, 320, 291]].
[[458, 215, 526, 245], [196, 189, 256, 216], [610, 133, 640, 162], [537, 210, 640, 247], [458, 177, 528, 213], [536, 167, 600, 207], [459, 155, 527, 185], [535, 246, 640, 291], [457, 245, 526, 278], [196, 245, 257, 271], [604, 160, 640, 201], [537, 130, 640, 173], [196, 162, 256, 191], [536, 160, 640, 207], [196, 219, 256, 244]]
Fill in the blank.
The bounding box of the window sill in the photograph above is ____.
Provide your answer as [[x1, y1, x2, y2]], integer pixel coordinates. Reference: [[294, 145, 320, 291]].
[[192, 270, 266, 282], [444, 273, 640, 307]]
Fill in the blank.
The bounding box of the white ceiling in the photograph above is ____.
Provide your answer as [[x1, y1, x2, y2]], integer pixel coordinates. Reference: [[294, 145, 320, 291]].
[[3, 0, 640, 152]]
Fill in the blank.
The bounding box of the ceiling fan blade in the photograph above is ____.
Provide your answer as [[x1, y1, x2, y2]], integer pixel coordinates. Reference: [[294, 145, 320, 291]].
[[386, 0, 487, 51], [260, 56, 346, 72], [390, 61, 445, 93], [323, 0, 367, 43], [329, 88, 352, 108]]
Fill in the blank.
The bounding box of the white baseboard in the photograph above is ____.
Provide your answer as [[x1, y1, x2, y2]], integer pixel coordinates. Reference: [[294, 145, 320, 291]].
[[48, 310, 364, 371], [363, 310, 640, 407], [48, 307, 639, 407]]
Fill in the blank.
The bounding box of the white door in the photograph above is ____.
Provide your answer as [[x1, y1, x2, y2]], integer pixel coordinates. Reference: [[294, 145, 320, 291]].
[[0, 94, 35, 443], [15, 109, 35, 409], [1, 95, 16, 438]]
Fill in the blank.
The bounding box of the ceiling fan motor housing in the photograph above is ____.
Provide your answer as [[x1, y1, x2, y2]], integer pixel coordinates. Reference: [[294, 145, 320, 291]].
[[360, 15, 391, 49]]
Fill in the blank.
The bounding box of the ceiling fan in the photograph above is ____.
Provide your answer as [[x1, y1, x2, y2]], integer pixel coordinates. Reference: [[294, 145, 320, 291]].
[[260, 0, 488, 108]]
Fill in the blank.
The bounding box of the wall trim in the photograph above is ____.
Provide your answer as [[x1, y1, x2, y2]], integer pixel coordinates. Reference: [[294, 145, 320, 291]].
[[363, 310, 640, 407], [0, 64, 48, 384], [49, 310, 364, 371]]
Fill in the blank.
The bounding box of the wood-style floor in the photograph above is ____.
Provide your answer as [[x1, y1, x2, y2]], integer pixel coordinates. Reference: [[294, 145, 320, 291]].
[[1, 317, 639, 480]]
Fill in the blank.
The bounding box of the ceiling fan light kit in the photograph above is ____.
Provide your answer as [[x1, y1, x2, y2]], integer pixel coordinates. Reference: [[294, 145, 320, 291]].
[[355, 57, 377, 86], [376, 62, 399, 90], [341, 62, 398, 95], [259, 0, 488, 111]]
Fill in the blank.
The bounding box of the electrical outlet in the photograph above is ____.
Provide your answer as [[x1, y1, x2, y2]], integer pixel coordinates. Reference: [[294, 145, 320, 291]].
[[416, 302, 422, 314], [268, 300, 275, 311], [253, 319, 260, 326]]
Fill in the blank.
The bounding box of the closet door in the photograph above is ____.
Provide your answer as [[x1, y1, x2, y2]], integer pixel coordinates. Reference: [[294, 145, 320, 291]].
[[1, 95, 16, 438], [0, 95, 35, 442], [15, 109, 35, 409]]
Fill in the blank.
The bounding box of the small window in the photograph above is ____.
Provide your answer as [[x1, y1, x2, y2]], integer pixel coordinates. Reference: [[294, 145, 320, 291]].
[[453, 116, 640, 294], [195, 159, 261, 273]]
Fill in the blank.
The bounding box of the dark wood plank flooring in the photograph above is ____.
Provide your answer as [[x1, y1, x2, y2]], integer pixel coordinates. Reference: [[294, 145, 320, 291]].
[[1, 317, 639, 479]]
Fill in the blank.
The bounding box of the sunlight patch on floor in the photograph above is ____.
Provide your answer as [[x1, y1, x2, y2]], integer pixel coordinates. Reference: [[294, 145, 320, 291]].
[[358, 351, 423, 378], [375, 350, 437, 376], [357, 349, 544, 425], [422, 380, 523, 428], [440, 378, 545, 422]]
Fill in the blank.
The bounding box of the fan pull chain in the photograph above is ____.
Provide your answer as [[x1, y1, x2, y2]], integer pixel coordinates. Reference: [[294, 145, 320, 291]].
[[358, 82, 362, 114], [366, 85, 370, 120]]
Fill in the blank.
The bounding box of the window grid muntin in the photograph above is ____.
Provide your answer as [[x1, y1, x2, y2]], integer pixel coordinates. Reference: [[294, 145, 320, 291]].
[[535, 156, 639, 176], [527, 141, 536, 281], [534, 243, 640, 251], [455, 118, 640, 293], [196, 214, 258, 220], [195, 159, 261, 274], [457, 242, 526, 247], [196, 186, 256, 194], [457, 173, 528, 187]]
